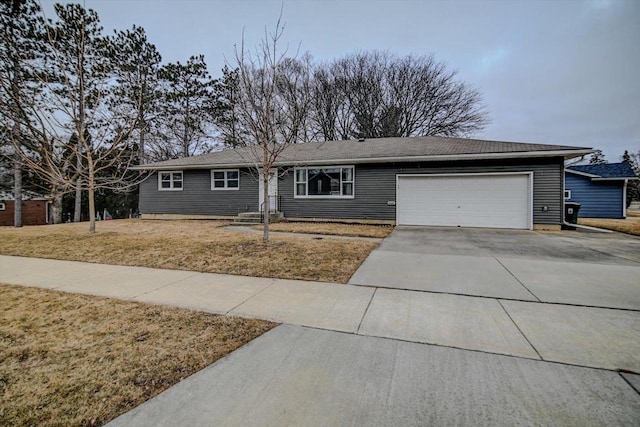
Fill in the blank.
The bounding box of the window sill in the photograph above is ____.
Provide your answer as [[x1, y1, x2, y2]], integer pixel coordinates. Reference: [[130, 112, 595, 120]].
[[294, 195, 354, 200]]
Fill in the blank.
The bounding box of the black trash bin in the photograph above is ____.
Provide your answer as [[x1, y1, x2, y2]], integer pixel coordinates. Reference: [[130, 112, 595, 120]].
[[564, 202, 581, 229]]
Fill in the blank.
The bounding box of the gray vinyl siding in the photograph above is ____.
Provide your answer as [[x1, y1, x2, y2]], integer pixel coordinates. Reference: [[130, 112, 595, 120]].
[[279, 158, 564, 225], [140, 169, 258, 215]]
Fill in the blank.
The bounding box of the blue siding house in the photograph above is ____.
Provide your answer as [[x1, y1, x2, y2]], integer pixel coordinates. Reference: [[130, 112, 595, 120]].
[[565, 163, 638, 219]]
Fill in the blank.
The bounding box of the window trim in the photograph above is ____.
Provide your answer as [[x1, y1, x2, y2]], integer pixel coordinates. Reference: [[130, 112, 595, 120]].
[[211, 169, 240, 191], [158, 170, 184, 191], [294, 165, 355, 199], [0, 202, 5, 211], [564, 190, 571, 200]]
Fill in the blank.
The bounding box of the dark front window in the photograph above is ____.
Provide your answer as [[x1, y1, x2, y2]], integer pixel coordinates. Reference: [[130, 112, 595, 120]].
[[295, 166, 354, 198]]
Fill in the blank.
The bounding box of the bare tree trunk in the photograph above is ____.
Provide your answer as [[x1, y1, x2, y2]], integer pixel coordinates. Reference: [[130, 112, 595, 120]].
[[51, 193, 63, 224], [88, 185, 95, 233], [74, 178, 81, 222], [88, 164, 96, 234], [139, 121, 146, 164], [74, 135, 82, 222], [262, 147, 270, 243], [13, 159, 22, 228]]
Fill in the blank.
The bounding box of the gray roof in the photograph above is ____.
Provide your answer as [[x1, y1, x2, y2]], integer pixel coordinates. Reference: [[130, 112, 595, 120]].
[[135, 136, 592, 170]]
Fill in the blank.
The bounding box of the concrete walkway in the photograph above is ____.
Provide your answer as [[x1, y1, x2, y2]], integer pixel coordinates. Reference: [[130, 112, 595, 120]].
[[2, 255, 639, 372], [2, 254, 639, 425], [108, 325, 640, 427]]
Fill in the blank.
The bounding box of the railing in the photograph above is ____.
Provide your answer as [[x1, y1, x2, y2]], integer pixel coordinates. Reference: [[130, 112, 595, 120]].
[[260, 195, 281, 223]]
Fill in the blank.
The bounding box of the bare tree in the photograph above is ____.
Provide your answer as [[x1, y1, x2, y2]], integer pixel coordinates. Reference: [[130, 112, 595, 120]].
[[311, 51, 489, 140], [230, 18, 312, 242], [2, 3, 149, 233]]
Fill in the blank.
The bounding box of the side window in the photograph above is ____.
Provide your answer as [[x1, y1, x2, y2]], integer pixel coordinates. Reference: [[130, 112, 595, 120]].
[[211, 170, 240, 190], [158, 171, 183, 191]]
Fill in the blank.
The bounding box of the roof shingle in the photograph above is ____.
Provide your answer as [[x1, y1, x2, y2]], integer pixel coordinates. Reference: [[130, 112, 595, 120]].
[[567, 162, 638, 179], [136, 136, 591, 169]]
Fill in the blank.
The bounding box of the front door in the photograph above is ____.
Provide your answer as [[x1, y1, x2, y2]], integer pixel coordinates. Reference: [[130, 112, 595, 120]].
[[259, 170, 278, 212]]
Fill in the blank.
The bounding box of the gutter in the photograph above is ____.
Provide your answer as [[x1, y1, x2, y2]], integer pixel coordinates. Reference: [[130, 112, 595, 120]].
[[131, 148, 594, 171]]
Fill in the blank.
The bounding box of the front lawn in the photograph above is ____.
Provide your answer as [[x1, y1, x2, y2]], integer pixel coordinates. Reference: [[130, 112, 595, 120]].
[[0, 284, 275, 427], [579, 218, 640, 236], [0, 220, 379, 283]]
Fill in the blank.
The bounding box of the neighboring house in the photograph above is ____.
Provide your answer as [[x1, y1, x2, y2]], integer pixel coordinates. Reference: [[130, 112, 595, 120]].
[[0, 192, 50, 226], [564, 162, 638, 219], [133, 136, 591, 230]]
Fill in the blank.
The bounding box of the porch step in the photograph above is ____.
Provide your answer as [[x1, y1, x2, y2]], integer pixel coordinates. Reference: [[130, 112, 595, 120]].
[[232, 211, 284, 225]]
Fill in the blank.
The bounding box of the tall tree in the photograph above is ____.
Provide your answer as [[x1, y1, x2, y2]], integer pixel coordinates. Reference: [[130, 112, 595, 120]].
[[3, 3, 150, 233], [213, 65, 242, 147], [230, 18, 313, 242], [156, 55, 218, 159], [311, 51, 489, 140], [622, 150, 640, 204], [0, 0, 45, 227], [589, 149, 607, 165], [110, 25, 162, 165]]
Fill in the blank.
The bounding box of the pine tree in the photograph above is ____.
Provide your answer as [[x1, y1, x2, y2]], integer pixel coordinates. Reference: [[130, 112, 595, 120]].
[[0, 0, 46, 226], [156, 55, 218, 159], [589, 149, 607, 165]]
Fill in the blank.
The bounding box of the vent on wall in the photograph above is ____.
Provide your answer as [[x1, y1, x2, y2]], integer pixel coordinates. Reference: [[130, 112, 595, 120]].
[[0, 202, 5, 210]]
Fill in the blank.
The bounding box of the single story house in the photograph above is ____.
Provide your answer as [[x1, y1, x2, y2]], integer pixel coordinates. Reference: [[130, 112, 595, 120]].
[[565, 162, 638, 219], [134, 136, 592, 230], [0, 192, 50, 226]]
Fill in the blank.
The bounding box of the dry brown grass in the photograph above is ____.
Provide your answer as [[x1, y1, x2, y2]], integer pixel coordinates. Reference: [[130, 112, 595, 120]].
[[252, 222, 393, 238], [627, 210, 640, 217], [0, 283, 275, 427], [579, 218, 640, 236], [0, 220, 378, 283]]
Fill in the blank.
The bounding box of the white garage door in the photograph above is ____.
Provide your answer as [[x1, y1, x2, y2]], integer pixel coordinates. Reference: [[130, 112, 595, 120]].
[[397, 173, 532, 229]]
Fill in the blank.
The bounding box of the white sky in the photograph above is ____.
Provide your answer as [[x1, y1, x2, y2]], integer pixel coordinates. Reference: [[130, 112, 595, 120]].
[[40, 0, 640, 161]]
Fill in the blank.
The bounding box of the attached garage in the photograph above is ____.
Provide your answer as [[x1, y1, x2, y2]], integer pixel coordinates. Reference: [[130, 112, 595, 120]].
[[396, 173, 533, 229]]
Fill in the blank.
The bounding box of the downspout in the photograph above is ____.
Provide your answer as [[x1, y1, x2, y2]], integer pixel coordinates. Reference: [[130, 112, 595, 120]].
[[623, 179, 627, 219]]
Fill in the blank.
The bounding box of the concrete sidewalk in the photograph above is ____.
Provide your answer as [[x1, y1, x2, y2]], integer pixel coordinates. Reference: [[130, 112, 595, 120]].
[[107, 325, 640, 427], [1, 255, 638, 373]]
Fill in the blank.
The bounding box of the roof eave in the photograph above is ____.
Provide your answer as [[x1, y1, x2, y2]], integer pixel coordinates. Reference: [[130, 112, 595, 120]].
[[592, 177, 639, 181], [132, 149, 593, 171], [565, 169, 601, 178]]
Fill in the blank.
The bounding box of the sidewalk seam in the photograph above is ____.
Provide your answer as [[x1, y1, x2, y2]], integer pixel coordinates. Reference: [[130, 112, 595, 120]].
[[225, 278, 278, 315], [497, 299, 543, 361], [356, 288, 377, 334], [130, 272, 201, 299], [493, 256, 541, 302], [618, 372, 640, 396]]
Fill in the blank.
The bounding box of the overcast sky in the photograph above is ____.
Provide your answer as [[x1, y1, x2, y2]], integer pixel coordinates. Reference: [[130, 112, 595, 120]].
[[40, 0, 639, 161]]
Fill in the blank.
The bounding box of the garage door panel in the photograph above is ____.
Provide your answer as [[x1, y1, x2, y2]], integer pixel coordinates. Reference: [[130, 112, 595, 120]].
[[397, 174, 531, 229]]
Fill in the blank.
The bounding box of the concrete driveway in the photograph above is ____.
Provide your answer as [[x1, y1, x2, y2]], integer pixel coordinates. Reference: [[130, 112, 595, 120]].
[[349, 227, 640, 310]]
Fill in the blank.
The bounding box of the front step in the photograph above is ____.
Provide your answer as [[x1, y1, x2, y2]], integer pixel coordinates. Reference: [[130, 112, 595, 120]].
[[232, 211, 284, 225]]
